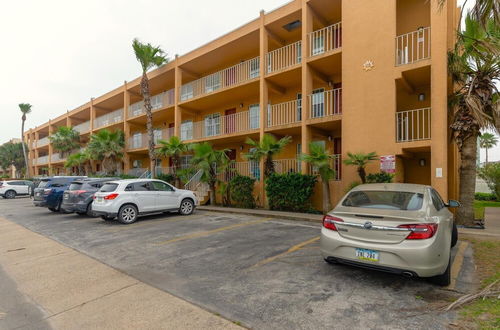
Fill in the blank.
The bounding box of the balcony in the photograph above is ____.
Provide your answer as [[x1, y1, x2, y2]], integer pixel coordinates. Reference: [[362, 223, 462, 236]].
[[128, 127, 175, 150], [51, 153, 66, 163], [180, 57, 260, 102], [308, 22, 342, 58], [36, 155, 49, 165], [181, 110, 259, 141], [396, 107, 431, 142], [395, 27, 431, 66], [266, 41, 302, 74], [94, 109, 123, 129], [37, 136, 50, 148], [308, 88, 342, 119], [128, 89, 175, 118], [73, 121, 90, 134], [267, 100, 301, 128]]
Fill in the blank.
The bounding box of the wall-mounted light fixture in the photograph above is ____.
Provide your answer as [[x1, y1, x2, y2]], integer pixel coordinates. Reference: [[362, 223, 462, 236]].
[[240, 103, 244, 108], [327, 135, 333, 141], [240, 145, 244, 151], [418, 93, 425, 101], [419, 158, 426, 167]]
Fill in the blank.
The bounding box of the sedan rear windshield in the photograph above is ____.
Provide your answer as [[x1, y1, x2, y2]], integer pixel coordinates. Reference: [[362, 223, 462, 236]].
[[342, 190, 424, 211], [69, 183, 83, 191], [100, 183, 118, 192], [38, 180, 50, 188]]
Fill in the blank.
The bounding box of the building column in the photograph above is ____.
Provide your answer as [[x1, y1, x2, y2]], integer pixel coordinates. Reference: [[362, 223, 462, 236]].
[[174, 62, 182, 138], [123, 84, 131, 174], [430, 0, 449, 200], [258, 10, 269, 207], [301, 0, 313, 174], [48, 121, 54, 175]]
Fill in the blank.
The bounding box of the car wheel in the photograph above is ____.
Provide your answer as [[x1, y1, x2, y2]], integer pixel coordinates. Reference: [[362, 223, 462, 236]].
[[100, 215, 114, 221], [451, 223, 458, 248], [324, 257, 339, 265], [179, 199, 194, 215], [48, 207, 57, 212], [86, 203, 95, 217], [5, 190, 16, 199], [118, 205, 138, 224], [428, 255, 451, 286], [55, 200, 62, 212]]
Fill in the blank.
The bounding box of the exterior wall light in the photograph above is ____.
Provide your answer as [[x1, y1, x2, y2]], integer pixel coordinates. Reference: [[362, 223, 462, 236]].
[[418, 93, 426, 101], [419, 158, 426, 167]]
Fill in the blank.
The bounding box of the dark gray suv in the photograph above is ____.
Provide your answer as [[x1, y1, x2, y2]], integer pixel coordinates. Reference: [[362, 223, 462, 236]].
[[61, 178, 118, 216]]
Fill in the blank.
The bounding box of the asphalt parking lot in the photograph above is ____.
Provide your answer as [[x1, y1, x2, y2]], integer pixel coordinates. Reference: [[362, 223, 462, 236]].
[[0, 198, 474, 329]]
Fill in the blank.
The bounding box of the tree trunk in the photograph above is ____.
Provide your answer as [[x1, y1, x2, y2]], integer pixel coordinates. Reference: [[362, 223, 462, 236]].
[[321, 178, 332, 214], [141, 72, 156, 179], [173, 156, 180, 187], [456, 134, 478, 226], [358, 167, 366, 183], [21, 118, 29, 178], [265, 157, 274, 177], [485, 148, 489, 165], [209, 182, 216, 205]]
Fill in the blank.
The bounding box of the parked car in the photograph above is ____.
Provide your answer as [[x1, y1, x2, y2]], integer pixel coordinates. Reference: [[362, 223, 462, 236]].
[[61, 178, 119, 216], [320, 183, 460, 286], [0, 180, 34, 199], [92, 179, 198, 224], [33, 176, 86, 212]]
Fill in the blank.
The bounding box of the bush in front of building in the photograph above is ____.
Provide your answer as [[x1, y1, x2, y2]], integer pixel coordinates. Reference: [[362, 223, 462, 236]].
[[229, 175, 256, 209], [157, 173, 175, 185], [474, 192, 497, 201], [265, 173, 317, 212], [366, 172, 394, 183], [477, 163, 500, 201]]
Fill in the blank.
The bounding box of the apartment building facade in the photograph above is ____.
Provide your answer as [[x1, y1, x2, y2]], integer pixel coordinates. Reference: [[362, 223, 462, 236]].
[[25, 0, 460, 208]]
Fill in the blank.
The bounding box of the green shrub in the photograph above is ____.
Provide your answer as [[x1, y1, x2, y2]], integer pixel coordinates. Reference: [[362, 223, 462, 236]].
[[265, 173, 317, 212], [478, 163, 500, 201], [345, 181, 361, 193], [229, 175, 256, 209], [157, 173, 175, 184], [366, 172, 394, 183], [475, 192, 497, 201]]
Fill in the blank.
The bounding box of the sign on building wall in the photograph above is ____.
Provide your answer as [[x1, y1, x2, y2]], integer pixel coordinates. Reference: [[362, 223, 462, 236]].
[[380, 155, 396, 173]]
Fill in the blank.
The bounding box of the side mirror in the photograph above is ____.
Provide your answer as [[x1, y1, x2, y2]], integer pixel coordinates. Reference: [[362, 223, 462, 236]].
[[447, 200, 461, 208]]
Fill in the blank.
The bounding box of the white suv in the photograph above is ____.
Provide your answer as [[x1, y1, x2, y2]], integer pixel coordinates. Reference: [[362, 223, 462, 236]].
[[0, 180, 33, 199], [92, 179, 198, 224]]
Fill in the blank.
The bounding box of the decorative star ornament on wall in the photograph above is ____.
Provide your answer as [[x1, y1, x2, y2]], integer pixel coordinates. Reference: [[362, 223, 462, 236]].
[[363, 60, 374, 71]]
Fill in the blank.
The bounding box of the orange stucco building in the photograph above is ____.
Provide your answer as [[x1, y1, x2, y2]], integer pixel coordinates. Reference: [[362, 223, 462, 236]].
[[25, 0, 460, 209]]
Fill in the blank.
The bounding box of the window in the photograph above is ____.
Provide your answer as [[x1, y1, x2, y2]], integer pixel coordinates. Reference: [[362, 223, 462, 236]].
[[312, 34, 325, 55], [342, 190, 424, 211], [151, 181, 174, 191], [297, 93, 302, 121], [296, 42, 302, 63], [100, 183, 118, 192], [249, 58, 260, 78], [311, 88, 325, 118], [69, 182, 83, 191], [132, 133, 142, 149], [132, 182, 152, 191], [204, 73, 221, 93], [38, 180, 50, 188], [180, 84, 194, 101], [180, 155, 192, 169], [153, 129, 162, 144], [204, 113, 221, 137], [150, 94, 163, 110], [430, 189, 445, 211], [311, 140, 326, 150], [249, 147, 260, 180], [249, 104, 260, 129], [181, 120, 193, 141]]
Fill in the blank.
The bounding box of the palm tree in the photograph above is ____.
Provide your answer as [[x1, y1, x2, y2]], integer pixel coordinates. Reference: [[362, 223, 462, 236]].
[[190, 142, 229, 205], [65, 150, 91, 175], [301, 143, 336, 214], [49, 126, 80, 158], [479, 132, 498, 165], [244, 134, 291, 177], [438, 0, 499, 28], [132, 39, 168, 178], [18, 103, 32, 177], [448, 15, 500, 226], [157, 136, 189, 187], [87, 129, 125, 175], [343, 152, 378, 184], [0, 142, 25, 178]]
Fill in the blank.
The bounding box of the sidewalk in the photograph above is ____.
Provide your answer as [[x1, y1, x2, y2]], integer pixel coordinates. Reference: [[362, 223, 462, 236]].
[[460, 207, 500, 239], [0, 217, 242, 330]]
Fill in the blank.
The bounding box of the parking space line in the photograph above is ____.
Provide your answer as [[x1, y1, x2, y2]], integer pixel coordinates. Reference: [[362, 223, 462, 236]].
[[155, 218, 271, 245], [446, 241, 469, 291], [248, 236, 320, 269]]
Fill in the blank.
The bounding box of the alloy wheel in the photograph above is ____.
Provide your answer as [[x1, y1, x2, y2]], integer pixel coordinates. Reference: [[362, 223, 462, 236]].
[[121, 207, 137, 223], [180, 200, 193, 215]]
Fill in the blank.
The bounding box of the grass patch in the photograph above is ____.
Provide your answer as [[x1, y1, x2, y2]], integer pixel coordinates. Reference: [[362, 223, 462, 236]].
[[458, 235, 500, 328], [473, 200, 500, 220]]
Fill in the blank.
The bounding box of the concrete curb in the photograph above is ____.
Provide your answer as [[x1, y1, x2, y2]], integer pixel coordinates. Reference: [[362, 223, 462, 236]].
[[198, 206, 323, 223]]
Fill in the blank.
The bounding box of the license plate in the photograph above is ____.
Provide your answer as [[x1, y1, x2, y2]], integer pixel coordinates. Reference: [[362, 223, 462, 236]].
[[96, 197, 103, 203], [36, 192, 41, 196], [355, 248, 380, 262], [64, 194, 69, 199]]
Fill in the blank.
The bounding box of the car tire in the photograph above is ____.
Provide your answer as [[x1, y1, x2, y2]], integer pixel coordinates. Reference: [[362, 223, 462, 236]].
[[179, 199, 194, 215], [451, 223, 458, 248], [55, 200, 62, 212], [100, 215, 114, 221], [5, 190, 16, 199], [76, 212, 86, 216], [48, 207, 57, 212], [324, 257, 339, 265], [117, 205, 138, 224], [428, 255, 451, 286], [86, 203, 95, 217]]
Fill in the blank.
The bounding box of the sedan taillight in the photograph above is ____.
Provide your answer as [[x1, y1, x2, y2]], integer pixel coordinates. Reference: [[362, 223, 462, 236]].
[[397, 223, 438, 239], [43, 189, 52, 195], [323, 215, 344, 231]]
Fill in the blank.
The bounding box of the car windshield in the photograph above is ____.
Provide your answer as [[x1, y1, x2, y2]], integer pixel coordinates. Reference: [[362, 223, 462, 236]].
[[38, 180, 50, 188], [69, 182, 83, 191], [100, 183, 118, 192], [342, 190, 424, 211]]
